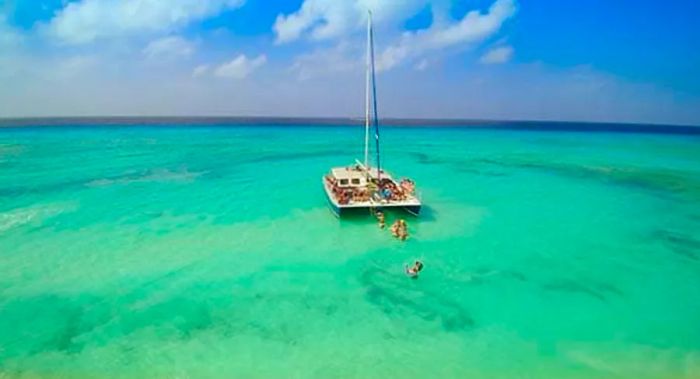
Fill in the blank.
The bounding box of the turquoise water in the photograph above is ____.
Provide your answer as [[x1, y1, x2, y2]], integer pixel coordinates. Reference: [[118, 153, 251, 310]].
[[1, 124, 699, 378]]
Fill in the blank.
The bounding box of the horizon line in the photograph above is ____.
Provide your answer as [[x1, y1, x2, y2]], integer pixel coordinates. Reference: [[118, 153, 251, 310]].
[[0, 116, 699, 135], [0, 115, 699, 128]]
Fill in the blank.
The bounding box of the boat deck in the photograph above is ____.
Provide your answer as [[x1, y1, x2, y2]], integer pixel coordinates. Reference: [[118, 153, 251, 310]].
[[322, 176, 421, 216]]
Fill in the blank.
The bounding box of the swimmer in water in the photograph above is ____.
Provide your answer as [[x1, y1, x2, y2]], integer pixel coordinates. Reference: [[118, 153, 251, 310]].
[[406, 260, 424, 278], [398, 219, 408, 241], [376, 210, 385, 229], [390, 220, 401, 237]]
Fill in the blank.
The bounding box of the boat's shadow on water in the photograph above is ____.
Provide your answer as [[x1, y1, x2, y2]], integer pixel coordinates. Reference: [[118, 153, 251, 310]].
[[328, 205, 438, 223]]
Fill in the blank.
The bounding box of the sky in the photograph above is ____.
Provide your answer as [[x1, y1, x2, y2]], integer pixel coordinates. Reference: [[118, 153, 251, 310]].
[[0, 0, 699, 125]]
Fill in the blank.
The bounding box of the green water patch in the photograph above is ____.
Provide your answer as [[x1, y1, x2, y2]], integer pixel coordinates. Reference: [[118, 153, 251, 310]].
[[651, 228, 700, 261], [0, 265, 205, 357], [0, 143, 25, 154], [407, 151, 448, 166], [238, 149, 348, 166], [0, 291, 223, 364], [0, 294, 105, 357], [521, 162, 700, 197], [2, 126, 700, 378], [0, 178, 90, 199], [452, 267, 531, 286], [406, 151, 513, 177], [0, 202, 78, 234], [0, 167, 207, 201], [541, 279, 625, 303], [84, 167, 205, 188], [407, 146, 700, 201], [359, 266, 474, 332], [465, 156, 700, 201]]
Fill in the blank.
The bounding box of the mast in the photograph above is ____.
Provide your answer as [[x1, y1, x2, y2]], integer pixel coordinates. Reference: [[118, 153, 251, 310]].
[[363, 11, 371, 170], [368, 11, 381, 181]]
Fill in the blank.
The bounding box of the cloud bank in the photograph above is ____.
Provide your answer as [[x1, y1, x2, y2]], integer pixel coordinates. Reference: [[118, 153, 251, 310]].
[[143, 36, 195, 59], [275, 0, 517, 73], [378, 0, 516, 70], [46, 0, 245, 44], [0, 0, 698, 126], [214, 54, 267, 79], [273, 0, 429, 44], [480, 45, 514, 64]]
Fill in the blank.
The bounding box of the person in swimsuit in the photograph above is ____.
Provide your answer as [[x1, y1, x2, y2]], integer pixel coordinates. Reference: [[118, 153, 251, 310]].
[[390, 220, 401, 237], [398, 219, 408, 241], [375, 210, 386, 229], [406, 260, 424, 278]]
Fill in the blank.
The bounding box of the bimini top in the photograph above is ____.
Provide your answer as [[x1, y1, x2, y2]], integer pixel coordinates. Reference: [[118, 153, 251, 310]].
[[330, 167, 367, 188]]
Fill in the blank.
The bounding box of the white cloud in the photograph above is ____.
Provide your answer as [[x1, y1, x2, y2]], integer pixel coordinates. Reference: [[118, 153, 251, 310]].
[[290, 42, 360, 80], [3, 55, 700, 126], [46, 0, 245, 45], [214, 54, 267, 79], [377, 0, 516, 71], [479, 45, 513, 64], [143, 36, 195, 59], [0, 14, 23, 48], [56, 55, 99, 78], [414, 59, 429, 71], [279, 0, 517, 73], [192, 64, 210, 78], [273, 0, 429, 44]]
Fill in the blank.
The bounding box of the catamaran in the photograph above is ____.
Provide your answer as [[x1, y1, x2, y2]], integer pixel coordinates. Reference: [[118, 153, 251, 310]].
[[322, 12, 422, 217]]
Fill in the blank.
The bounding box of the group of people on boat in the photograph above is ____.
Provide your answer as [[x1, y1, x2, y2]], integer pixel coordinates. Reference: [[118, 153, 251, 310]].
[[326, 174, 416, 206], [324, 176, 354, 205], [375, 178, 415, 202], [325, 175, 372, 205], [351, 187, 371, 203], [400, 178, 416, 194]]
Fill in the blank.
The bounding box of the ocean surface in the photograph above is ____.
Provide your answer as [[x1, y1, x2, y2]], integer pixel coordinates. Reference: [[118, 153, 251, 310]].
[[1, 122, 699, 378]]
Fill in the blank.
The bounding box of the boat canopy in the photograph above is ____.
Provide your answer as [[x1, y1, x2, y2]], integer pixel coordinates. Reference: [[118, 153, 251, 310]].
[[330, 167, 368, 188]]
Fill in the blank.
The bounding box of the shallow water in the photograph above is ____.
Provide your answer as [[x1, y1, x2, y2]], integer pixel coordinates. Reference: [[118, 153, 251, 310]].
[[1, 125, 699, 378]]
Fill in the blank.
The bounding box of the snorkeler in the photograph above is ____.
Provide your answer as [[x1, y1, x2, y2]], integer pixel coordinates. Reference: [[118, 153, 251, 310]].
[[405, 260, 424, 278]]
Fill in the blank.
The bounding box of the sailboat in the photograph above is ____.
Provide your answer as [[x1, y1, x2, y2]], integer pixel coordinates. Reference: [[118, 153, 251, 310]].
[[322, 11, 421, 217]]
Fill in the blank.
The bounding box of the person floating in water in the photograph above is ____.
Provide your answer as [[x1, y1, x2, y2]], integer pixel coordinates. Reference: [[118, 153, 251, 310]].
[[398, 219, 408, 241], [394, 219, 408, 241], [391, 219, 408, 241], [390, 219, 401, 237], [375, 210, 385, 229], [406, 260, 424, 278]]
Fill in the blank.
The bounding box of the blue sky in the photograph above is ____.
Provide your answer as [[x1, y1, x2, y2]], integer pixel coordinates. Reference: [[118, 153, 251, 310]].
[[1, 0, 699, 125]]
